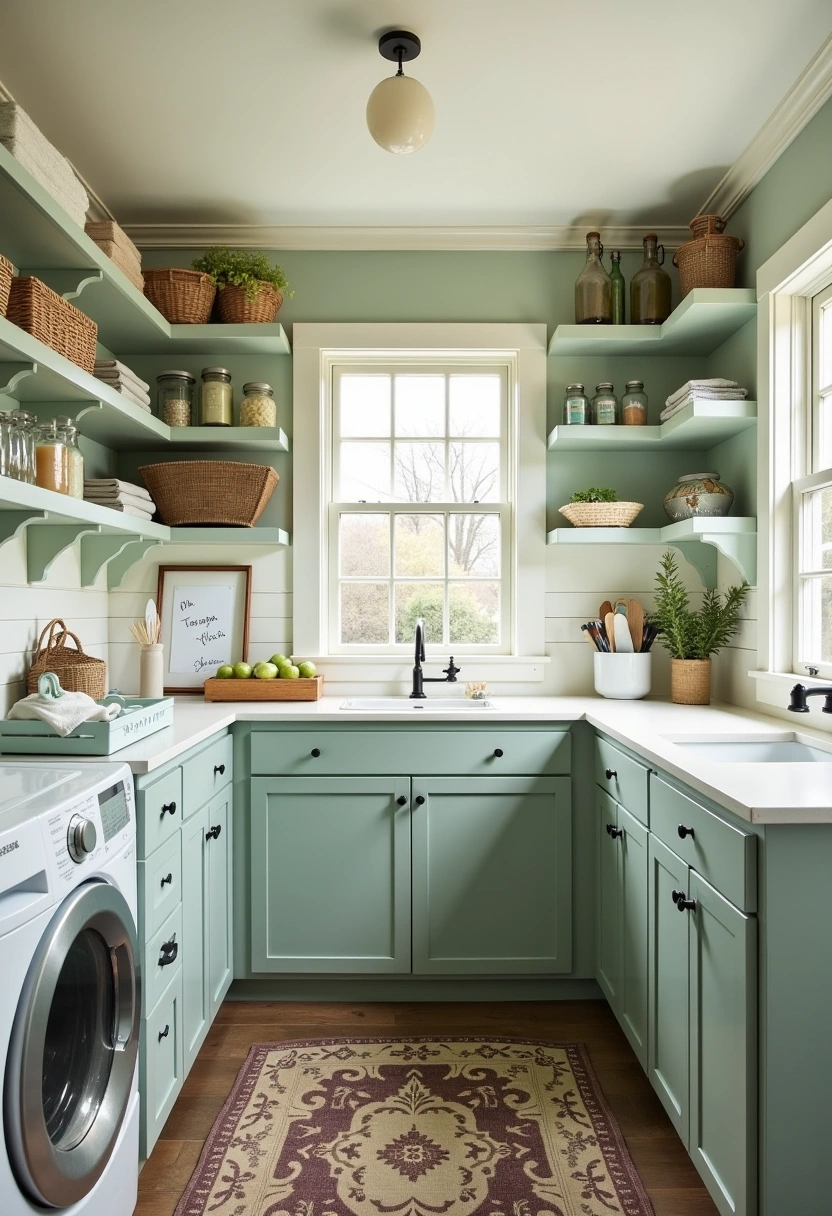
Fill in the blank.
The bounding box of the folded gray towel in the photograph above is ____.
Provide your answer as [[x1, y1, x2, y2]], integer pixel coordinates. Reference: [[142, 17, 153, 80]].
[[84, 478, 153, 502]]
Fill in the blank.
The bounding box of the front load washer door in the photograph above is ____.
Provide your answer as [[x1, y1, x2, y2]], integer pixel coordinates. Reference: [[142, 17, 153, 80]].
[[4, 879, 140, 1208]]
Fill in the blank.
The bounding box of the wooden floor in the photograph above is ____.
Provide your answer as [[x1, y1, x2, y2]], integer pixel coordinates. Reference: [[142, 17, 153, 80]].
[[134, 1000, 718, 1216]]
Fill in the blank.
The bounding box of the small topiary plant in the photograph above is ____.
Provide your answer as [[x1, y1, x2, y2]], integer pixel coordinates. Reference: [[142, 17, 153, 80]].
[[191, 247, 294, 301], [570, 487, 618, 504]]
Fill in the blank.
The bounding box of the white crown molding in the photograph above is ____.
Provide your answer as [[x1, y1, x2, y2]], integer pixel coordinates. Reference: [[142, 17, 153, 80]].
[[699, 33, 832, 221]]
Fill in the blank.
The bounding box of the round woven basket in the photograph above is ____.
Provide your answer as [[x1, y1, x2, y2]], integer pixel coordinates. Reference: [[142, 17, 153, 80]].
[[670, 658, 712, 705], [688, 214, 727, 238], [139, 461, 279, 527], [559, 501, 644, 528], [0, 252, 12, 317], [27, 618, 107, 699], [143, 268, 216, 324], [217, 282, 284, 324], [673, 214, 744, 298]]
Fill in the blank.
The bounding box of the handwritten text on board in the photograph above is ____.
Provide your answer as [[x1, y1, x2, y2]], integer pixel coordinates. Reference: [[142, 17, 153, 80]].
[[170, 584, 234, 675]]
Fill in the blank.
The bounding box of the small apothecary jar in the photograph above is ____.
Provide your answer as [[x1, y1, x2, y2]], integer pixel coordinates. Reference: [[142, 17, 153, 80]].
[[621, 380, 648, 426], [240, 382, 277, 428], [35, 420, 69, 495], [156, 370, 195, 427], [562, 383, 588, 426], [200, 367, 233, 426], [591, 382, 618, 425]]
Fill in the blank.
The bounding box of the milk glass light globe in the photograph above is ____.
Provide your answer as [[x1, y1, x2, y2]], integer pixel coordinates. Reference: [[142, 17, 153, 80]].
[[366, 74, 435, 154]]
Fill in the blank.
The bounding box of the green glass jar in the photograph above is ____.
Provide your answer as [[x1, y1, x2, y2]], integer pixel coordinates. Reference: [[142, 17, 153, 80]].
[[574, 232, 612, 324], [631, 234, 672, 324], [609, 250, 625, 324]]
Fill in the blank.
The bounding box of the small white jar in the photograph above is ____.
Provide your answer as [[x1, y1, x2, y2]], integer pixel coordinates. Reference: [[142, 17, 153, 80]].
[[594, 652, 652, 700]]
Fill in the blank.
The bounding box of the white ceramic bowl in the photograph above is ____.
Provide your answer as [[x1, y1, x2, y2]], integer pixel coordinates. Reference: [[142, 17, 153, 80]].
[[594, 652, 652, 700]]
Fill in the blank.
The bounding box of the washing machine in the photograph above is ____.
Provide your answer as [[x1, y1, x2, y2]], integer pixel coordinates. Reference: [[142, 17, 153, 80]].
[[0, 761, 140, 1215]]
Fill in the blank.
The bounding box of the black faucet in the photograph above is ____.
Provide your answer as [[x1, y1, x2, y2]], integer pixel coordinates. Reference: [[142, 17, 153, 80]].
[[410, 618, 461, 699], [788, 683, 832, 713]]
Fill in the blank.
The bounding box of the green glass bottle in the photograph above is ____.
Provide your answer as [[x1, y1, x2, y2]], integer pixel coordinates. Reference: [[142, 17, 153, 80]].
[[609, 250, 625, 325]]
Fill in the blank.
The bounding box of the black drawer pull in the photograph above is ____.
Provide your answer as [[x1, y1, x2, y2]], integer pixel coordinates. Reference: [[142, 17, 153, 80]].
[[158, 937, 178, 967], [605, 768, 618, 780], [310, 748, 321, 757], [396, 795, 408, 806], [671, 889, 683, 904], [214, 763, 226, 776], [605, 823, 623, 839], [158, 1024, 170, 1042], [160, 872, 173, 887], [677, 824, 695, 840], [493, 748, 504, 757], [676, 895, 697, 912], [160, 801, 177, 818], [414, 795, 425, 805], [205, 824, 222, 841]]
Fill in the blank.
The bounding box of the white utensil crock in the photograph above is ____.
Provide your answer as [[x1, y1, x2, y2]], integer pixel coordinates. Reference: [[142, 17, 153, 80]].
[[594, 652, 652, 699]]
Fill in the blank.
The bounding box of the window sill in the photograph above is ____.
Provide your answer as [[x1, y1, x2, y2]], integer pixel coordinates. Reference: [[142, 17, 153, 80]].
[[296, 655, 550, 683], [748, 669, 831, 714]]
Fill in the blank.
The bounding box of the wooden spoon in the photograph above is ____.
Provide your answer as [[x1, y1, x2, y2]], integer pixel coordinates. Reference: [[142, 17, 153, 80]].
[[605, 611, 617, 653], [599, 600, 613, 622], [627, 600, 645, 652]]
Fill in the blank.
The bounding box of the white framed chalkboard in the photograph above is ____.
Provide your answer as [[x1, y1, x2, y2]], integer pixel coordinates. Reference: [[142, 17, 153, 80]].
[[156, 565, 252, 693]]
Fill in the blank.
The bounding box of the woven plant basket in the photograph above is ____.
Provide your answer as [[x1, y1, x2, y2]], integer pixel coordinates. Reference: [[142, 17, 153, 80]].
[[7, 277, 98, 373], [559, 501, 644, 528], [670, 658, 712, 705], [143, 268, 216, 324], [0, 252, 12, 317], [673, 214, 744, 298], [27, 618, 107, 699], [139, 461, 279, 527], [217, 282, 283, 324]]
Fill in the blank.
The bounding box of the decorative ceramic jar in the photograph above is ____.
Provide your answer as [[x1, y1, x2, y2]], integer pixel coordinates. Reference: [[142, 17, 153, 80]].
[[663, 471, 734, 521]]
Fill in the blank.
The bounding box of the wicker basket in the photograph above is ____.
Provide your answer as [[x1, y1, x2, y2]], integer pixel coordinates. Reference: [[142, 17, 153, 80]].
[[217, 282, 283, 324], [143, 268, 216, 324], [559, 501, 644, 528], [139, 461, 279, 527], [0, 253, 12, 317], [7, 277, 98, 373], [670, 658, 712, 705], [27, 619, 107, 699], [673, 215, 744, 298]]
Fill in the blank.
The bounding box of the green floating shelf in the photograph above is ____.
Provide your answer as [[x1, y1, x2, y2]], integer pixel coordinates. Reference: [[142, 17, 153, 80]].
[[167, 527, 291, 546], [548, 399, 757, 452], [546, 516, 757, 589]]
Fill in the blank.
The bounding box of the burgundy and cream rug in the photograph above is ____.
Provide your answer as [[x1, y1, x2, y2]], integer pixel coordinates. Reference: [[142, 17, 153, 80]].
[[174, 1038, 654, 1216]]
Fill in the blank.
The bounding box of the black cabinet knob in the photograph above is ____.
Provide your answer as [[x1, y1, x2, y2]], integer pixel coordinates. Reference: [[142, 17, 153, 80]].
[[605, 768, 618, 780], [396, 795, 408, 806], [158, 1024, 170, 1042], [414, 795, 426, 805], [671, 889, 683, 904], [205, 824, 222, 841], [158, 937, 178, 967], [311, 748, 321, 758], [160, 801, 177, 818], [677, 896, 697, 912], [214, 763, 226, 776], [677, 824, 695, 839], [160, 872, 173, 887], [493, 748, 504, 757], [606, 824, 623, 839]]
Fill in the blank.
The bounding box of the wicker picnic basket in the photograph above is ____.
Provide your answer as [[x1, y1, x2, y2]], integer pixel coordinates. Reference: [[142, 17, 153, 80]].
[[216, 282, 283, 324], [7, 277, 98, 372], [143, 268, 216, 324], [673, 215, 744, 298], [0, 253, 12, 317], [27, 619, 107, 699], [139, 460, 279, 527], [559, 501, 644, 528]]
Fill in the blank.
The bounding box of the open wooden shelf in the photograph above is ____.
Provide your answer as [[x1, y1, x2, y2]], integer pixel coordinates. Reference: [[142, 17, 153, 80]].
[[548, 399, 757, 452]]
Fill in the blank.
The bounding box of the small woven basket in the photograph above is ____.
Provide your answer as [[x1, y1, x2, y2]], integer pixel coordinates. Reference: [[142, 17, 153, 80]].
[[559, 501, 644, 528], [7, 277, 98, 372], [139, 461, 279, 527], [217, 282, 283, 324], [673, 215, 744, 298], [143, 268, 216, 324], [670, 658, 712, 705], [0, 252, 12, 317], [27, 619, 107, 699]]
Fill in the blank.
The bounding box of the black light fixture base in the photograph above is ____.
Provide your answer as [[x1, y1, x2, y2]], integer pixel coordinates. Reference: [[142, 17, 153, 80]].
[[378, 30, 421, 63]]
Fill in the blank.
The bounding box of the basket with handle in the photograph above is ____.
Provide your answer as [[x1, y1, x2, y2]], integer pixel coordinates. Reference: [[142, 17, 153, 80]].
[[143, 268, 216, 324], [27, 618, 107, 699], [673, 215, 744, 297]]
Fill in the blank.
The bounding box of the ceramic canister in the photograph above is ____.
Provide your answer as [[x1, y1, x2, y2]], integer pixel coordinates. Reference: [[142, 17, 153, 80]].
[[663, 471, 734, 522]]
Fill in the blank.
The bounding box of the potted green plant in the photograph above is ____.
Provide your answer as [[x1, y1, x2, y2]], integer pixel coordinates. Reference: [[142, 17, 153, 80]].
[[653, 550, 749, 704], [191, 248, 294, 324], [558, 487, 644, 528]]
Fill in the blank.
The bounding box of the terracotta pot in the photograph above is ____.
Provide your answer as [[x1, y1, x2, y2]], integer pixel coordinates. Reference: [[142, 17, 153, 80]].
[[670, 658, 712, 705], [217, 281, 283, 324]]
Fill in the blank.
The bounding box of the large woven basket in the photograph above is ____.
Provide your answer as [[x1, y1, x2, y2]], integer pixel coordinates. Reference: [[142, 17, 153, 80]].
[[0, 252, 12, 317], [27, 618, 107, 699], [143, 268, 216, 324], [217, 282, 283, 324], [673, 215, 744, 298], [559, 501, 644, 528], [7, 277, 98, 373], [139, 461, 279, 526], [670, 658, 711, 705]]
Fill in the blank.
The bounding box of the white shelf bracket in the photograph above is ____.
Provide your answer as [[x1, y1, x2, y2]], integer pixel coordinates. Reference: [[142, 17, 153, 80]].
[[105, 538, 162, 589], [700, 531, 757, 587], [668, 541, 719, 589], [0, 362, 36, 397]]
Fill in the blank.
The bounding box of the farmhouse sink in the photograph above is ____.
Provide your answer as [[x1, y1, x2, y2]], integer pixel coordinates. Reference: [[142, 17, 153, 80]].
[[340, 697, 496, 712], [670, 737, 832, 763]]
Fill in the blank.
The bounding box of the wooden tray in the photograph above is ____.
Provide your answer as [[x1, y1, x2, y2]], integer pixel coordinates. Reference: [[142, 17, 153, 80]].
[[204, 675, 324, 702]]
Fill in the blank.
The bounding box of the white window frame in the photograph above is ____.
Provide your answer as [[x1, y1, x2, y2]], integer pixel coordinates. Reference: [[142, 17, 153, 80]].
[[292, 323, 548, 684]]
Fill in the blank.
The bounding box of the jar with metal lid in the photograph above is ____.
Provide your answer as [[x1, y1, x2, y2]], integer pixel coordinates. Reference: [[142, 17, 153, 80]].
[[0, 412, 13, 478], [157, 370, 195, 428], [35, 420, 69, 495], [621, 381, 648, 426], [55, 415, 85, 497], [200, 367, 233, 426], [591, 383, 618, 425], [240, 382, 277, 428], [562, 383, 589, 425]]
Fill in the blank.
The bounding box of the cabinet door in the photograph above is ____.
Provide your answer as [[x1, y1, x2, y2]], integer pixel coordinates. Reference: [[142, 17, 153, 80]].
[[250, 777, 411, 973], [412, 777, 572, 975], [648, 834, 690, 1144], [596, 789, 620, 1007], [688, 872, 757, 1216], [205, 788, 233, 1021], [181, 803, 209, 1073], [619, 807, 649, 1068]]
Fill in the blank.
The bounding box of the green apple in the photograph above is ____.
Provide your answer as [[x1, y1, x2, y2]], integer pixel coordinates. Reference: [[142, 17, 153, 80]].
[[215, 665, 234, 679], [269, 653, 288, 667], [297, 661, 317, 678], [253, 662, 278, 680], [277, 661, 294, 676], [233, 662, 253, 679], [280, 664, 300, 679]]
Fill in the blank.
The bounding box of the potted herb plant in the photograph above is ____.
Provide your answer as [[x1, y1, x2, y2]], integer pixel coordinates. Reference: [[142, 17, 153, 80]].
[[558, 487, 644, 528], [191, 248, 294, 324], [653, 550, 749, 704]]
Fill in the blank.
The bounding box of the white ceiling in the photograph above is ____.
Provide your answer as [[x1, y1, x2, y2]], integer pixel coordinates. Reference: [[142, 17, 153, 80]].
[[0, 0, 830, 230]]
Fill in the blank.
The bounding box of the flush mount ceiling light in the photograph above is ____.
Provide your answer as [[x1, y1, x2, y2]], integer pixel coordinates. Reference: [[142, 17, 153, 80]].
[[366, 30, 434, 155]]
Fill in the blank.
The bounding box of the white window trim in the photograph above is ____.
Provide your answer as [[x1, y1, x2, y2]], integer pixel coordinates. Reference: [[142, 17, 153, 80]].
[[292, 323, 548, 683]]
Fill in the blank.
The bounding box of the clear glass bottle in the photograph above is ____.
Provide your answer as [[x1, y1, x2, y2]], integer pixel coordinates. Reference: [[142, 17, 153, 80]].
[[621, 380, 648, 426], [562, 383, 589, 425], [10, 409, 36, 483], [35, 420, 69, 495], [631, 234, 672, 324], [574, 232, 612, 324], [591, 383, 618, 425], [240, 382, 277, 427], [609, 250, 625, 324], [200, 367, 233, 426], [0, 412, 12, 478], [157, 370, 195, 427], [55, 415, 85, 497]]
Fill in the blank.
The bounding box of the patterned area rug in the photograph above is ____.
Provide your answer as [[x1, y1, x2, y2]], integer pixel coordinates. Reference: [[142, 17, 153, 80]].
[[174, 1038, 654, 1216]]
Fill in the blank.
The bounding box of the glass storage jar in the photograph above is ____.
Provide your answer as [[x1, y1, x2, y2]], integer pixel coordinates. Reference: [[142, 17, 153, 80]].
[[10, 409, 36, 483], [240, 382, 277, 427], [157, 370, 195, 427], [55, 416, 84, 497], [200, 367, 233, 426], [631, 233, 672, 324], [610, 250, 625, 324], [35, 420, 69, 495], [0, 412, 12, 478], [591, 383, 618, 425], [575, 232, 612, 324], [562, 383, 589, 425], [621, 381, 648, 425]]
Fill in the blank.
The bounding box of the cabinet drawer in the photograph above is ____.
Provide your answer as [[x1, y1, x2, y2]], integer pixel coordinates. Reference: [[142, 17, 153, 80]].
[[595, 735, 650, 824], [650, 775, 756, 912], [250, 729, 571, 776], [136, 768, 182, 860], [140, 970, 184, 1160], [181, 733, 233, 819], [143, 904, 183, 1014], [138, 833, 182, 942]]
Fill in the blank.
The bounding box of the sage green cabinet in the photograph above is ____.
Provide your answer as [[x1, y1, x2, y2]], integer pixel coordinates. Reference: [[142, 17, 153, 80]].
[[648, 833, 691, 1141], [411, 777, 572, 975], [250, 776, 412, 973], [596, 790, 620, 1006]]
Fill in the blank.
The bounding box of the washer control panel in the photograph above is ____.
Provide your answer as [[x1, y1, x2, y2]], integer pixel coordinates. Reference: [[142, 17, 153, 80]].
[[67, 814, 98, 863], [44, 772, 134, 883]]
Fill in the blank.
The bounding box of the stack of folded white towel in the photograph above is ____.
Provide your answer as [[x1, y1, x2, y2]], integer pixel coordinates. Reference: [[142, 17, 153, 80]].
[[93, 360, 152, 411], [660, 378, 749, 422], [84, 478, 156, 522], [0, 103, 88, 227]]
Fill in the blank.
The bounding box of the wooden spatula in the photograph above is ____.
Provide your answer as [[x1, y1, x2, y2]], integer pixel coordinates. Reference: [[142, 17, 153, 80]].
[[599, 600, 613, 622], [627, 599, 644, 652], [605, 611, 617, 653]]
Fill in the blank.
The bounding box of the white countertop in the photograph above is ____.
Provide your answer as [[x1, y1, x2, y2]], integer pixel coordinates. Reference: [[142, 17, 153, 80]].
[[94, 694, 832, 826]]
